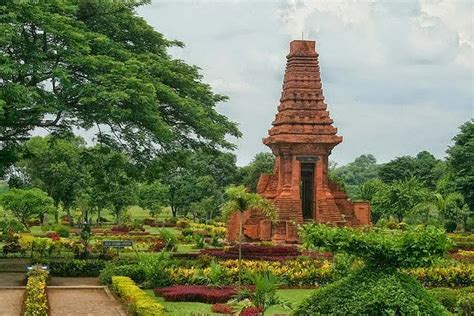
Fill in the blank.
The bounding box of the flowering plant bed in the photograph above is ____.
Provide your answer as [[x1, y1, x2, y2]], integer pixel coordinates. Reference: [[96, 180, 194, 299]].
[[154, 285, 248, 303], [24, 268, 49, 316]]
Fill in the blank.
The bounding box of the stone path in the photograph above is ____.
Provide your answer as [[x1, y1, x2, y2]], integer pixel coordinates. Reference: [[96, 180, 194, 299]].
[[0, 259, 28, 316], [0, 260, 125, 316], [48, 288, 125, 316], [0, 289, 24, 316]]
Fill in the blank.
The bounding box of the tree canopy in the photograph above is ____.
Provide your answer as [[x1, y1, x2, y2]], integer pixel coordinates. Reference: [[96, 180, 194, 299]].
[[0, 0, 240, 172]]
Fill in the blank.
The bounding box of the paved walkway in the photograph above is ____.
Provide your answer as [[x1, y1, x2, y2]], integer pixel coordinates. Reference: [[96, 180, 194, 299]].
[[0, 289, 24, 316], [48, 287, 125, 316], [0, 260, 27, 316]]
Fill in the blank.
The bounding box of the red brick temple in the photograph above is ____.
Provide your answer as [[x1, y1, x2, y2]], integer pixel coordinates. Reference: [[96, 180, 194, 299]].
[[227, 40, 371, 243]]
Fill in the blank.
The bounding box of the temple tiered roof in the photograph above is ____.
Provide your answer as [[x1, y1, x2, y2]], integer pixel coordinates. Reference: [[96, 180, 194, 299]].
[[263, 40, 342, 146]]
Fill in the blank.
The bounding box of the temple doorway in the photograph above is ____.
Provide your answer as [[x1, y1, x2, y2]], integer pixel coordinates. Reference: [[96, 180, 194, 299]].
[[300, 163, 315, 220]]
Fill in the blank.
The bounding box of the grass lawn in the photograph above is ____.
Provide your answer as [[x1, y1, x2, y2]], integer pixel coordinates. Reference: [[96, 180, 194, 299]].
[[145, 288, 316, 316]]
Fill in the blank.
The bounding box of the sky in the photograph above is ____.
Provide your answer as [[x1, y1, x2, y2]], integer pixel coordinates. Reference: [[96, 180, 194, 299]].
[[137, 0, 473, 166]]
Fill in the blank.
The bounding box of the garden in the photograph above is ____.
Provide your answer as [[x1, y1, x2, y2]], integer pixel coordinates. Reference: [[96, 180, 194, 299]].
[[1, 207, 473, 315], [1, 0, 473, 315]]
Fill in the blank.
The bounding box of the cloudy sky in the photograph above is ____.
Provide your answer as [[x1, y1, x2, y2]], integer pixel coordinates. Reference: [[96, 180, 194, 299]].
[[137, 0, 473, 166]]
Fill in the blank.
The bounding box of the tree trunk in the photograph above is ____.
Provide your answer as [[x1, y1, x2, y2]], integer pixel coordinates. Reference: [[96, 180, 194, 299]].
[[97, 208, 101, 226], [54, 202, 59, 224], [238, 211, 243, 286]]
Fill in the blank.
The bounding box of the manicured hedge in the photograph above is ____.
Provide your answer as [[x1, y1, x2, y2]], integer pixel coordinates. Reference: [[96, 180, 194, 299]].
[[154, 285, 240, 304], [24, 269, 48, 316], [111, 276, 164, 316], [99, 264, 146, 285], [38, 259, 107, 277]]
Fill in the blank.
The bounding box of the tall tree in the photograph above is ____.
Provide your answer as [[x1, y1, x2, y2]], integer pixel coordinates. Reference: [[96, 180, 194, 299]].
[[237, 152, 275, 192], [1, 188, 54, 230], [9, 135, 85, 223], [82, 146, 137, 224], [379, 152, 441, 188], [446, 120, 474, 214], [0, 0, 240, 171], [372, 177, 429, 223]]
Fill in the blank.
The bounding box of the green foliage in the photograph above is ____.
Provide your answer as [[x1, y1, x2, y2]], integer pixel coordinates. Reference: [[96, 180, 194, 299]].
[[10, 135, 86, 222], [99, 263, 146, 285], [428, 288, 460, 312], [428, 287, 474, 314], [235, 272, 287, 312], [136, 252, 173, 288], [379, 151, 441, 188], [0, 0, 239, 161], [371, 177, 429, 222], [82, 146, 137, 224], [148, 150, 238, 219], [295, 267, 447, 315], [332, 154, 379, 186], [39, 259, 106, 277], [300, 224, 452, 269], [446, 120, 474, 216], [1, 188, 54, 229], [42, 224, 70, 237], [222, 185, 277, 222], [158, 229, 177, 252], [138, 181, 168, 216], [237, 152, 275, 192]]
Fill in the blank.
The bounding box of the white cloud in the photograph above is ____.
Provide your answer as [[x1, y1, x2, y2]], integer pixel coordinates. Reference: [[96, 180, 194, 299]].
[[137, 0, 473, 166]]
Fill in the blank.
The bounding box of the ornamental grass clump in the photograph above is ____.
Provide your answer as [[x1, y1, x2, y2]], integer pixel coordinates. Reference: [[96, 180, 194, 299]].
[[24, 268, 48, 316], [295, 224, 452, 315]]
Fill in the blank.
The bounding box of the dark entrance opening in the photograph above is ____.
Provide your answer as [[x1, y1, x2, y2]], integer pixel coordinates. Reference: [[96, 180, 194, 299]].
[[300, 163, 315, 220]]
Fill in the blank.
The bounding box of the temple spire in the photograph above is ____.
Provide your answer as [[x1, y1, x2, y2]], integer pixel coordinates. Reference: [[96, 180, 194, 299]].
[[264, 40, 342, 148]]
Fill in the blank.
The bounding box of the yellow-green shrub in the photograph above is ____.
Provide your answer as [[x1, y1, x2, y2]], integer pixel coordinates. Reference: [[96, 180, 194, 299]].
[[408, 265, 474, 287], [24, 269, 48, 316], [111, 276, 164, 316]]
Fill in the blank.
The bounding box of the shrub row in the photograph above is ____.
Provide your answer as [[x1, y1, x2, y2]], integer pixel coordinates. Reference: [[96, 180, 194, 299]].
[[167, 259, 473, 288], [111, 276, 164, 316], [36, 259, 107, 277], [154, 285, 239, 304], [24, 269, 48, 316], [408, 265, 474, 287], [428, 287, 474, 314], [100, 264, 147, 285], [453, 241, 474, 250]]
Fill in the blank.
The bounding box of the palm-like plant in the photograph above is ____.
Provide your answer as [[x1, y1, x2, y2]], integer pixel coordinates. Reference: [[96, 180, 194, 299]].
[[222, 185, 277, 284]]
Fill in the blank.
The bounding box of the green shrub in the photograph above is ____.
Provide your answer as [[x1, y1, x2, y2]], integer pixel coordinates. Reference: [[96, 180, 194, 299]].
[[24, 268, 48, 316], [137, 252, 173, 288], [297, 225, 452, 315], [158, 229, 177, 251], [444, 221, 457, 233], [54, 224, 70, 238], [300, 224, 452, 268], [39, 259, 106, 277], [428, 288, 459, 312], [458, 292, 474, 315], [99, 263, 146, 285], [295, 268, 447, 315]]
